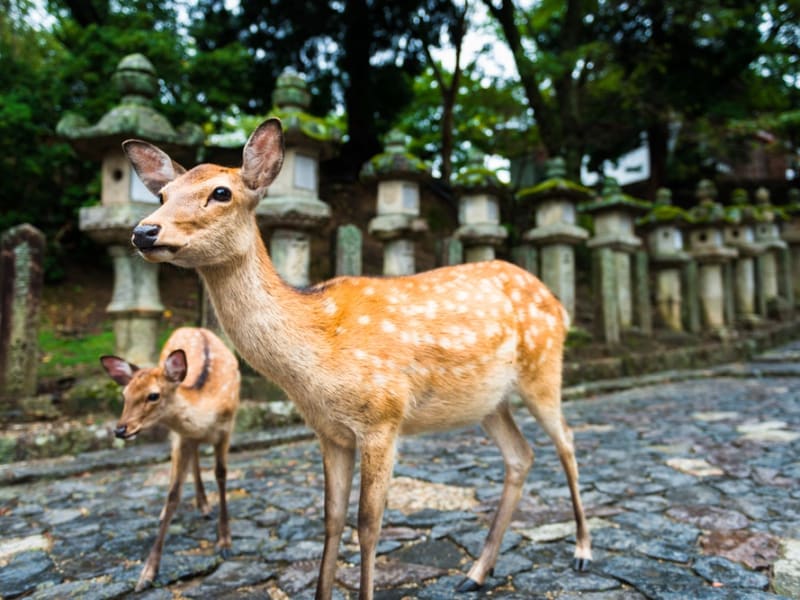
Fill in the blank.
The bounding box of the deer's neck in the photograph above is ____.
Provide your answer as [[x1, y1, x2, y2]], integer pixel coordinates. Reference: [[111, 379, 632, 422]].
[[197, 226, 323, 395]]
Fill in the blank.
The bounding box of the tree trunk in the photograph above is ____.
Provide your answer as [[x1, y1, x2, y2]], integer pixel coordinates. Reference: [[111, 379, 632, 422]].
[[646, 122, 669, 201], [339, 0, 381, 178]]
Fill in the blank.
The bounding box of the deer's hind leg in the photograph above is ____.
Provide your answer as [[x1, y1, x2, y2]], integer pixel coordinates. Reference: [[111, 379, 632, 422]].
[[457, 400, 534, 593], [519, 364, 592, 571], [214, 433, 232, 558]]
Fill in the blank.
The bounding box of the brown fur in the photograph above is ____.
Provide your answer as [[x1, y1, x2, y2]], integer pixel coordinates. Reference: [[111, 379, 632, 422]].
[[101, 327, 240, 591], [123, 119, 591, 599]]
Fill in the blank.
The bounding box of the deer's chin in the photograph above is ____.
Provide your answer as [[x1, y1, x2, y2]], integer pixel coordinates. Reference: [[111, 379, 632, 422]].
[[136, 245, 181, 263]]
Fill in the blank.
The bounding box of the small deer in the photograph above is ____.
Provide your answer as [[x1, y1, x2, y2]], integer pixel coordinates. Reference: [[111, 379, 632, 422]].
[[122, 119, 592, 599], [101, 326, 240, 592]]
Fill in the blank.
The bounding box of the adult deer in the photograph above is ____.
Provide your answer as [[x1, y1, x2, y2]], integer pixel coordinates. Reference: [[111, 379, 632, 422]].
[[123, 119, 591, 598], [101, 327, 240, 591]]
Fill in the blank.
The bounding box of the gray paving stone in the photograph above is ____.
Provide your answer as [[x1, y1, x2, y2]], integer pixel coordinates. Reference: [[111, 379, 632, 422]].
[[2, 344, 799, 598]]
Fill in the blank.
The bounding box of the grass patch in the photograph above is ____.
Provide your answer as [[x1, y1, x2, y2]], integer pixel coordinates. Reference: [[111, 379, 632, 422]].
[[38, 326, 116, 380]]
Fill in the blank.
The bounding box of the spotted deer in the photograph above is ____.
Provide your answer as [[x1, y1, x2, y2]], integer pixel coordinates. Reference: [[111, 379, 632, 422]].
[[101, 326, 240, 592], [122, 119, 592, 598]]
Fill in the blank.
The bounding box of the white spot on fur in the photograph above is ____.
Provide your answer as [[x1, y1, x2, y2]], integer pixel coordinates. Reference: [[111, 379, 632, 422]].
[[364, 287, 375, 296], [358, 315, 371, 325], [323, 298, 337, 315], [354, 349, 368, 360], [511, 289, 522, 302], [381, 320, 397, 333]]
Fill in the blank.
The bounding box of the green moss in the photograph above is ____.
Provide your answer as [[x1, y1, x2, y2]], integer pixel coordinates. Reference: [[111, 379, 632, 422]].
[[274, 107, 342, 143], [38, 327, 116, 380], [517, 178, 592, 201]]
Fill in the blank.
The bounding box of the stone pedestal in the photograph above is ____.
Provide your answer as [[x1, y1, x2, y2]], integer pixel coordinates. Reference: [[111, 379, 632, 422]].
[[638, 189, 691, 332], [107, 245, 163, 365], [517, 157, 590, 320], [453, 153, 508, 263], [687, 180, 737, 335], [655, 268, 683, 331], [0, 224, 45, 403], [723, 188, 765, 325], [256, 69, 340, 286], [336, 224, 362, 276], [58, 53, 203, 364], [362, 131, 430, 276], [580, 178, 651, 342], [754, 187, 792, 318]]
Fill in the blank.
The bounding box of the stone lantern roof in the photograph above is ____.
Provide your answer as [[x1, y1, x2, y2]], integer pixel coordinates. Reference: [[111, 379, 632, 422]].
[[516, 157, 592, 203], [360, 130, 430, 183], [637, 188, 691, 229], [56, 53, 203, 162], [578, 177, 651, 215], [452, 149, 507, 195], [724, 188, 766, 226], [686, 179, 728, 227], [754, 186, 788, 222], [270, 68, 342, 159]]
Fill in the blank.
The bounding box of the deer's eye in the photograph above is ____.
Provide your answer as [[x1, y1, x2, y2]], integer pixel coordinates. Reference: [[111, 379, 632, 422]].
[[210, 186, 231, 202], [158, 193, 164, 205], [146, 392, 160, 402]]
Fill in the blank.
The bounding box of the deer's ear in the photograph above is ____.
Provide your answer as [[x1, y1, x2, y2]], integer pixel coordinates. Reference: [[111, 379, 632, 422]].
[[164, 350, 188, 384], [100, 355, 139, 386], [241, 118, 285, 199], [122, 140, 186, 196]]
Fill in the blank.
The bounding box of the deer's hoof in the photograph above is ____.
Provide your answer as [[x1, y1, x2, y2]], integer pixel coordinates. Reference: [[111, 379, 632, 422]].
[[455, 577, 482, 593], [573, 557, 592, 572], [219, 547, 232, 560], [134, 578, 153, 593]]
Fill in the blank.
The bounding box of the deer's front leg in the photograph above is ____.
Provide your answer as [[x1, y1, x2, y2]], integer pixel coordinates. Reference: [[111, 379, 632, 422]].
[[315, 435, 356, 600], [138, 438, 194, 592], [356, 427, 398, 600], [214, 434, 232, 558]]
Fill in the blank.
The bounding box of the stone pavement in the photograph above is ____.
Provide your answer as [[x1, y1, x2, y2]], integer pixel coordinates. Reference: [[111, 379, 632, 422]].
[[1, 342, 799, 599]]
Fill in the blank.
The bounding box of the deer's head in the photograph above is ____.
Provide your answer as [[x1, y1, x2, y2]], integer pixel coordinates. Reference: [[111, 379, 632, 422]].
[[123, 119, 285, 268], [101, 351, 188, 439]]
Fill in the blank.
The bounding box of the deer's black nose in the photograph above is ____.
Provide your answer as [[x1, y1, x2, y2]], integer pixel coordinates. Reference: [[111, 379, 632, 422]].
[[132, 224, 161, 249], [114, 424, 128, 439]]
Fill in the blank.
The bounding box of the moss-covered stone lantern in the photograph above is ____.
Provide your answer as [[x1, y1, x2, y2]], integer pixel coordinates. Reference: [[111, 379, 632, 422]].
[[579, 178, 651, 343], [361, 130, 430, 275], [452, 150, 508, 263], [516, 157, 590, 320], [782, 188, 800, 306], [57, 53, 203, 365], [723, 188, 767, 324], [637, 188, 692, 331], [256, 68, 341, 287], [753, 187, 793, 315], [686, 180, 738, 335]]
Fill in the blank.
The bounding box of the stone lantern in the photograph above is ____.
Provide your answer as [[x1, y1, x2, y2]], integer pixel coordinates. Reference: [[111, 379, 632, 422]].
[[723, 188, 767, 325], [256, 69, 341, 287], [517, 157, 590, 320], [57, 54, 203, 365], [782, 188, 800, 306], [753, 187, 793, 316], [452, 150, 508, 263], [361, 131, 430, 276], [579, 178, 651, 343], [637, 188, 691, 331], [686, 180, 738, 335]]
